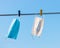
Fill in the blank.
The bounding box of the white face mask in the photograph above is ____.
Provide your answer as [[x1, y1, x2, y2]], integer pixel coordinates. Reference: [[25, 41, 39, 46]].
[[32, 17, 44, 37]]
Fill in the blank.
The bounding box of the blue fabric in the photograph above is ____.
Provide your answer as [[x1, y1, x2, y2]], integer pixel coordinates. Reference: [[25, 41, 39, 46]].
[[8, 19, 20, 39]]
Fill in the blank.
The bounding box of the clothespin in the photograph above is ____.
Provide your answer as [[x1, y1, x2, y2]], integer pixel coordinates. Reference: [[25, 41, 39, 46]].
[[18, 10, 20, 17], [40, 9, 42, 16]]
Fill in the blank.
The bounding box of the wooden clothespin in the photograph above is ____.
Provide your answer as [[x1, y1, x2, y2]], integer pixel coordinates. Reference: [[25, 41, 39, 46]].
[[18, 10, 20, 17], [40, 9, 42, 16]]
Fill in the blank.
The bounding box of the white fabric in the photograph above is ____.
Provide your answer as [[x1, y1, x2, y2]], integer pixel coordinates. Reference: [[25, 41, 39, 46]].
[[32, 17, 44, 37]]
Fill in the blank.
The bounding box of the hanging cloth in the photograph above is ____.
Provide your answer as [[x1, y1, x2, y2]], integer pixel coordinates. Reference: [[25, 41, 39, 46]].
[[32, 17, 44, 37], [8, 18, 20, 39]]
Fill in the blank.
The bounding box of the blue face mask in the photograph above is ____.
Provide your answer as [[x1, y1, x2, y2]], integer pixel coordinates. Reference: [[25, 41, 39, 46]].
[[8, 18, 20, 39]]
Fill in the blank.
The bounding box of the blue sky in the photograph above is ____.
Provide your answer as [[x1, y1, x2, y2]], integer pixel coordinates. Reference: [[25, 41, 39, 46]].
[[0, 0, 60, 48]]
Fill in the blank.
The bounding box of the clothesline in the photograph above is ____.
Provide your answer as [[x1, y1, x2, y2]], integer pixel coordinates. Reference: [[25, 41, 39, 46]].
[[1, 9, 60, 39], [0, 10, 60, 16]]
